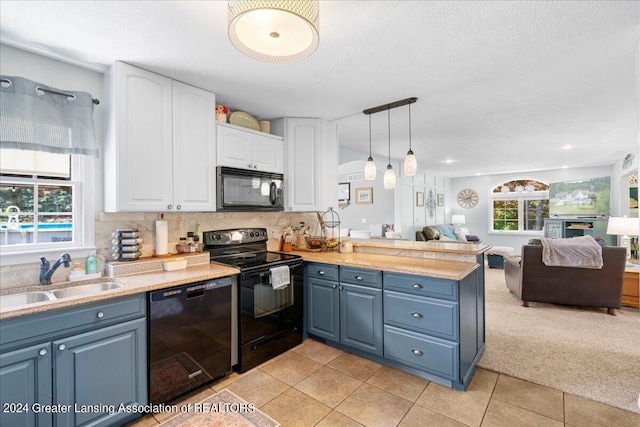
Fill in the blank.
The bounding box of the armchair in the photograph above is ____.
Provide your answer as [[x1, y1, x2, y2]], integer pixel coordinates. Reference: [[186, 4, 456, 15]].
[[504, 244, 626, 315]]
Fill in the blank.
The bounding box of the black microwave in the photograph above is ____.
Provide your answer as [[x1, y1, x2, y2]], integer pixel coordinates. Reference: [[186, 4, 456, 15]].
[[216, 166, 284, 211]]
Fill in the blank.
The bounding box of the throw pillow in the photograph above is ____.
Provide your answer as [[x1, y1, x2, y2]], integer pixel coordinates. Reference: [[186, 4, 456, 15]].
[[436, 224, 457, 240], [454, 230, 467, 241], [439, 236, 454, 241], [424, 227, 440, 240]]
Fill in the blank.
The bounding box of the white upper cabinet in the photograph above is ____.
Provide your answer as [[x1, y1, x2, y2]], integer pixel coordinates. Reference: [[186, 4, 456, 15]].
[[216, 123, 284, 173], [104, 61, 217, 212], [272, 118, 338, 212], [172, 81, 217, 211]]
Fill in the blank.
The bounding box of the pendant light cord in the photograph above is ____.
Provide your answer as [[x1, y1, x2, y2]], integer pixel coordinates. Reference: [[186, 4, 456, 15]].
[[408, 103, 412, 151], [387, 107, 391, 165], [368, 115, 372, 157]]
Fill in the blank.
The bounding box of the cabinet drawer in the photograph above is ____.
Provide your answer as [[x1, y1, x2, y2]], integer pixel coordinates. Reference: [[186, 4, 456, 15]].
[[384, 325, 459, 381], [0, 295, 146, 347], [384, 272, 458, 301], [340, 267, 382, 288], [306, 263, 339, 282], [384, 291, 459, 341]]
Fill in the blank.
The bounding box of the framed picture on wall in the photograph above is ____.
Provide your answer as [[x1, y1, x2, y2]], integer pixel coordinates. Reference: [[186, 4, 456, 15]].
[[416, 191, 425, 207], [355, 187, 373, 204], [437, 193, 444, 206], [338, 182, 350, 201]]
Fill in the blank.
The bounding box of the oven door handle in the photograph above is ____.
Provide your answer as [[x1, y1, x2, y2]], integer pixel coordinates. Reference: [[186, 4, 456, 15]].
[[269, 182, 277, 205]]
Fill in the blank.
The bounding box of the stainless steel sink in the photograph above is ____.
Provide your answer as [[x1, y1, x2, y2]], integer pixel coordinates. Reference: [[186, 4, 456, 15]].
[[51, 282, 124, 299], [0, 291, 55, 309]]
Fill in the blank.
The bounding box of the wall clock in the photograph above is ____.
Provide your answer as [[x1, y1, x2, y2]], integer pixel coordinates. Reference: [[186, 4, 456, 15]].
[[457, 189, 478, 209]]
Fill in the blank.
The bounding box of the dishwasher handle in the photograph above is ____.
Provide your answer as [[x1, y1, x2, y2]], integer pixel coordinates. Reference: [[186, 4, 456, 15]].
[[150, 276, 233, 301]]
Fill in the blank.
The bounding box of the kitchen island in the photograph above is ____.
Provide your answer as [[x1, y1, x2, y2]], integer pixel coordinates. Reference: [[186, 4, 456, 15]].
[[293, 240, 488, 391]]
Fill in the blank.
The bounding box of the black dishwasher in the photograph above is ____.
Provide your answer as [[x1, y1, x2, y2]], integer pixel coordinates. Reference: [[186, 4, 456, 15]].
[[148, 276, 233, 403]]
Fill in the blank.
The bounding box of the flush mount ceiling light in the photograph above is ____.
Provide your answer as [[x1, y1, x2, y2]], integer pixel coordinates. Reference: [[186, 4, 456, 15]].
[[364, 115, 377, 180], [228, 0, 320, 63]]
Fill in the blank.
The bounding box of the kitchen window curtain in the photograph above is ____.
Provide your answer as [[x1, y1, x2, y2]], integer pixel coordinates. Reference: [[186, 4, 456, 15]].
[[0, 75, 98, 157]]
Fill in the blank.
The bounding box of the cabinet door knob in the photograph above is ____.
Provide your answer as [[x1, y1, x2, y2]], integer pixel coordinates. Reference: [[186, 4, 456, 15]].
[[339, 286, 343, 290], [355, 276, 363, 281], [412, 283, 423, 289], [411, 312, 423, 319], [254, 165, 258, 169], [176, 205, 182, 210], [167, 204, 173, 210], [332, 284, 337, 289], [58, 344, 66, 351], [39, 348, 48, 356], [318, 271, 325, 275], [97, 311, 104, 318], [248, 164, 253, 168]]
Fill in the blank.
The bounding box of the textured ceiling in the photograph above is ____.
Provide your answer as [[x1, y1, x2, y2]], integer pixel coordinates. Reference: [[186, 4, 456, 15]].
[[1, 1, 638, 177]]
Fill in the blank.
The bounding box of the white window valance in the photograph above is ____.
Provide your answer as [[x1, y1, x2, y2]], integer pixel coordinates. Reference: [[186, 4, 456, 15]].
[[0, 75, 98, 157]]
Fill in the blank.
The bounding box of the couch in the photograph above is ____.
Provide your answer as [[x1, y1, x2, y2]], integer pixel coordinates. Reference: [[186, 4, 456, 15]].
[[415, 224, 480, 243], [504, 244, 627, 315]]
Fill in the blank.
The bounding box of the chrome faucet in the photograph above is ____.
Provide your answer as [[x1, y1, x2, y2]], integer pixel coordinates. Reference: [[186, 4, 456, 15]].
[[39, 253, 71, 286]]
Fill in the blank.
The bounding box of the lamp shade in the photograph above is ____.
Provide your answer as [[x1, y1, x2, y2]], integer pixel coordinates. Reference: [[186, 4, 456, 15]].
[[607, 217, 639, 236], [383, 165, 396, 189], [403, 150, 417, 176], [451, 214, 466, 225], [228, 1, 320, 63], [364, 157, 377, 180]]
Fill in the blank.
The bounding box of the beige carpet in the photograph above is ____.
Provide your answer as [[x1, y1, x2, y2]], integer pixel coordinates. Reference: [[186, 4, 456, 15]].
[[478, 266, 640, 414]]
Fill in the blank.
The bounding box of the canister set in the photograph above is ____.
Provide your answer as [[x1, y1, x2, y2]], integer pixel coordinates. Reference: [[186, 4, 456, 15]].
[[111, 228, 142, 261]]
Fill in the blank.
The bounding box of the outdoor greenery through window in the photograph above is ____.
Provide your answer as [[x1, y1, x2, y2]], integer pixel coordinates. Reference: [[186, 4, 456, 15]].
[[491, 179, 549, 233], [0, 149, 75, 247]]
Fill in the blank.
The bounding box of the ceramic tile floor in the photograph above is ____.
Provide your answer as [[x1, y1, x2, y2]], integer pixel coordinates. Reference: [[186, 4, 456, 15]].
[[127, 339, 640, 427]]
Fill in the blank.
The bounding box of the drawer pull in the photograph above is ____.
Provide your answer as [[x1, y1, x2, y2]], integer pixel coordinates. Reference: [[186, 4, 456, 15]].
[[58, 344, 66, 351], [411, 349, 424, 356], [97, 311, 104, 319], [355, 276, 363, 281], [318, 271, 325, 275], [39, 348, 47, 356], [411, 312, 423, 319], [412, 283, 423, 289]]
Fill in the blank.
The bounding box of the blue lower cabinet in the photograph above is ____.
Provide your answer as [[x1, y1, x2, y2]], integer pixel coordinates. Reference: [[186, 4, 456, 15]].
[[307, 276, 340, 341], [0, 342, 53, 427], [54, 318, 147, 427], [384, 325, 459, 381], [340, 284, 383, 356], [0, 295, 147, 427]]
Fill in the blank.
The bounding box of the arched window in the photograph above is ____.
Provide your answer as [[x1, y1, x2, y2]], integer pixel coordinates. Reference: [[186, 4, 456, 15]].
[[490, 179, 549, 234]]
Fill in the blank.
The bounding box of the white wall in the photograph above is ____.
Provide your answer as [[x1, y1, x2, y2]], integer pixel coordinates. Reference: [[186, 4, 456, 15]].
[[450, 165, 616, 249], [338, 160, 395, 234], [0, 44, 106, 212]]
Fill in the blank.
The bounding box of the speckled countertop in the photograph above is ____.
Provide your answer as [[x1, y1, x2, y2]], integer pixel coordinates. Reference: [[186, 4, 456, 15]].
[[292, 251, 479, 281], [0, 263, 239, 320], [351, 238, 492, 255], [1, 244, 483, 320]]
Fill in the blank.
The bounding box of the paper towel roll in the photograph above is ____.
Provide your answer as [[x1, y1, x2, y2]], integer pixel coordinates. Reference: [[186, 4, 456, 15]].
[[155, 220, 168, 255]]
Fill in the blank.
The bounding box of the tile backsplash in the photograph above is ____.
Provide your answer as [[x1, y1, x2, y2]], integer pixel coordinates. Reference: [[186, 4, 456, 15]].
[[0, 211, 320, 289]]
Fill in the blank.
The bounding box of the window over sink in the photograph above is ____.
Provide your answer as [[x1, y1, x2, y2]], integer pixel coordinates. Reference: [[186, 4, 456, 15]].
[[0, 149, 95, 264]]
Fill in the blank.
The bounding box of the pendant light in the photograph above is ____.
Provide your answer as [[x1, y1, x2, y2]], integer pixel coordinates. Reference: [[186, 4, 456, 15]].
[[227, 1, 320, 63], [364, 114, 377, 180], [403, 102, 417, 176], [383, 108, 396, 189]]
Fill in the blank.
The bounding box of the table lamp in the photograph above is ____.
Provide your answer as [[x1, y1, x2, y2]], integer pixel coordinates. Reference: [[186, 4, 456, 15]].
[[452, 214, 466, 233], [606, 216, 639, 261]]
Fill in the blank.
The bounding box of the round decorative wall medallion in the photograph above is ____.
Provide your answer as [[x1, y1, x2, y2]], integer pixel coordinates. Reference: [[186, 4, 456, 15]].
[[457, 189, 478, 209]]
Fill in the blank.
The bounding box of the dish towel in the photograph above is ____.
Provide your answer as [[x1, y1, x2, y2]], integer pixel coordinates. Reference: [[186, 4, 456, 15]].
[[270, 265, 290, 290]]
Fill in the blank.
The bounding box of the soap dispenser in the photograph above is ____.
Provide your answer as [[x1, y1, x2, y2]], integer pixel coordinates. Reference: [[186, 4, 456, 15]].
[[86, 252, 99, 274]]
